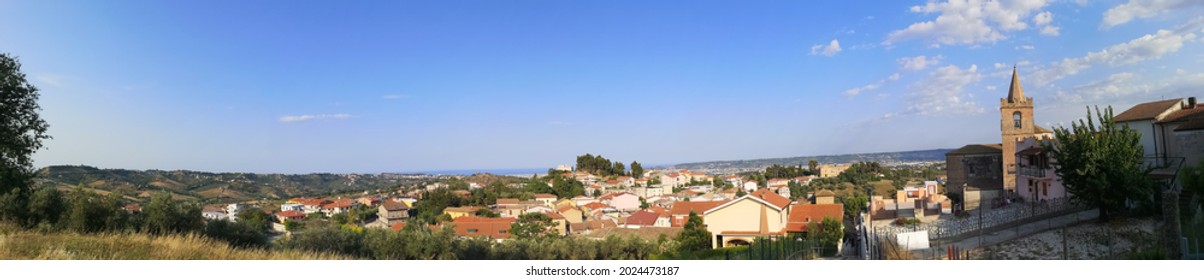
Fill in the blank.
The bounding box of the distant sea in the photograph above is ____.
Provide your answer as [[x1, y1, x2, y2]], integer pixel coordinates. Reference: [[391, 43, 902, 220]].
[[417, 168, 545, 176]]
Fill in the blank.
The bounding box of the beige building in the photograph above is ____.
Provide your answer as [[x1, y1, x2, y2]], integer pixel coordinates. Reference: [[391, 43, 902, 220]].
[[702, 189, 793, 248], [818, 164, 850, 178], [999, 67, 1053, 193]]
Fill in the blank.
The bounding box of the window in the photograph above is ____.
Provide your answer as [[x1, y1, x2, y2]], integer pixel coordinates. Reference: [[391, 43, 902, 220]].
[[1013, 112, 1022, 128], [467, 229, 478, 233]]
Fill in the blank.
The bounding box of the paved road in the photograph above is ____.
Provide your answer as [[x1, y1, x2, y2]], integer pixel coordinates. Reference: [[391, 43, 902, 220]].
[[930, 208, 1099, 252]]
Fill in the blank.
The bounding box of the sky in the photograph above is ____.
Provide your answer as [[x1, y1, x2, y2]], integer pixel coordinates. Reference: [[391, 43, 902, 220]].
[[3, 0, 1204, 174]]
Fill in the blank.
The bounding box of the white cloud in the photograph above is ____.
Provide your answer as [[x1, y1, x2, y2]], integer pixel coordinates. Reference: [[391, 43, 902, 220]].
[[1030, 23, 1201, 86], [1052, 71, 1204, 106], [1102, 0, 1204, 28], [900, 64, 985, 116], [884, 0, 1051, 46], [843, 73, 902, 97], [994, 63, 1007, 69], [897, 55, 943, 70], [279, 114, 353, 122], [810, 39, 843, 57], [1033, 11, 1060, 36]]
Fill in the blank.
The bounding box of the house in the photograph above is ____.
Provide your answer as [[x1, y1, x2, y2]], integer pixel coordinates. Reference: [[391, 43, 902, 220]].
[[624, 210, 669, 228], [123, 204, 142, 214], [945, 144, 1004, 211], [792, 176, 815, 186], [524, 205, 555, 214], [275, 210, 306, 223], [581, 202, 610, 212], [202, 205, 228, 221], [444, 206, 482, 219], [533, 193, 558, 207], [818, 164, 851, 178], [1015, 137, 1067, 201], [321, 201, 355, 217], [571, 195, 596, 206], [742, 181, 759, 192], [568, 219, 619, 235], [633, 185, 664, 198], [356, 197, 382, 207], [604, 193, 640, 211], [553, 198, 576, 209], [378, 201, 410, 225], [496, 198, 521, 207], [294, 198, 331, 214], [557, 205, 584, 224], [668, 201, 727, 227], [815, 190, 836, 204], [1115, 97, 1204, 188], [280, 203, 303, 212], [546, 212, 569, 236], [784, 203, 845, 234], [617, 176, 635, 187], [702, 189, 794, 248], [767, 178, 789, 189], [447, 216, 517, 239]]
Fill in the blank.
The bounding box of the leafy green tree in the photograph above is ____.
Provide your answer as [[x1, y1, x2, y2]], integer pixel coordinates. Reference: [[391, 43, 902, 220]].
[[203, 219, 267, 248], [235, 209, 271, 230], [808, 160, 819, 174], [612, 162, 626, 176], [143, 192, 202, 234], [675, 211, 712, 252], [842, 194, 868, 219], [509, 212, 554, 239], [64, 189, 127, 233], [1044, 106, 1152, 222], [807, 216, 844, 255], [631, 161, 644, 178], [1182, 162, 1204, 198], [736, 188, 747, 197], [0, 54, 53, 225], [474, 208, 499, 218], [27, 187, 66, 226]]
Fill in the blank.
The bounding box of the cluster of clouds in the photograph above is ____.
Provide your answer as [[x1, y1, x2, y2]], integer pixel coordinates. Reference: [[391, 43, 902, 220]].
[[810, 39, 842, 57], [841, 0, 1204, 121]]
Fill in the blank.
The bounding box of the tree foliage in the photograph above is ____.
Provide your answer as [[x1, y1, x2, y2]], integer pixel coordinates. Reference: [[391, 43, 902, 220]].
[[675, 211, 712, 252], [1044, 106, 1152, 222], [0, 53, 52, 224], [575, 154, 629, 176], [509, 212, 554, 239], [630, 161, 644, 178], [143, 192, 203, 234]]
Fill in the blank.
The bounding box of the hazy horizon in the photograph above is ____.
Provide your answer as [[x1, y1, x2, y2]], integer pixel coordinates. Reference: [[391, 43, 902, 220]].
[[6, 1, 1203, 173]]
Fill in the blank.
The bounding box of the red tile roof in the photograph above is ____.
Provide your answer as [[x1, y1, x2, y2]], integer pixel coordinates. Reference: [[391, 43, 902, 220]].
[[496, 198, 520, 205], [1160, 105, 1204, 123], [322, 201, 354, 209], [669, 201, 727, 216], [390, 222, 407, 232], [447, 217, 518, 239], [276, 210, 306, 218], [381, 201, 409, 211], [533, 193, 557, 199], [626, 210, 661, 226], [557, 205, 579, 213], [582, 202, 609, 210], [785, 204, 844, 233]]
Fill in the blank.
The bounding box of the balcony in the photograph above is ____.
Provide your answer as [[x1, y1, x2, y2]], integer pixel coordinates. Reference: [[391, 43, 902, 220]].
[[1018, 166, 1047, 178]]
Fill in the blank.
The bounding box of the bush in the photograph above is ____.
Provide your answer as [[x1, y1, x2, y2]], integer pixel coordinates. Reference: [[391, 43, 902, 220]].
[[203, 219, 267, 248]]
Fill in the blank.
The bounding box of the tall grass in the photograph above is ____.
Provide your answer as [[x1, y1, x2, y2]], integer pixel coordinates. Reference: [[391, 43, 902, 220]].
[[0, 223, 347, 260]]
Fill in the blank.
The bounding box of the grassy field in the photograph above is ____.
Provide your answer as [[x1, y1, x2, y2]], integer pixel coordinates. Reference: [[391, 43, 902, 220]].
[[0, 225, 346, 260]]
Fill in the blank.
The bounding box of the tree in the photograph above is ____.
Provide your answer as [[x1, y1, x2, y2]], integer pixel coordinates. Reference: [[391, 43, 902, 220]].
[[675, 211, 712, 252], [474, 208, 499, 218], [203, 219, 267, 248], [808, 160, 819, 174], [1184, 163, 1204, 210], [631, 161, 644, 178], [612, 162, 626, 176], [736, 188, 747, 197], [509, 212, 554, 239], [27, 187, 66, 226], [0, 54, 52, 224], [235, 209, 272, 231], [144, 192, 203, 234], [807, 216, 843, 255], [1044, 106, 1152, 222], [842, 194, 869, 220]]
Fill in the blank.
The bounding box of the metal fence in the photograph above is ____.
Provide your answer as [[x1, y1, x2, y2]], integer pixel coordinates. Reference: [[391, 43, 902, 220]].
[[871, 197, 1082, 242]]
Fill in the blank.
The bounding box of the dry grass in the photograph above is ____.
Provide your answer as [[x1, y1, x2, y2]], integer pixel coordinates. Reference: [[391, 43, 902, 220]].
[[0, 224, 347, 260]]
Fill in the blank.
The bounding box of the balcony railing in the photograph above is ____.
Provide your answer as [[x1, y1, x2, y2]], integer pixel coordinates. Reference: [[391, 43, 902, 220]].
[[1018, 166, 1046, 178]]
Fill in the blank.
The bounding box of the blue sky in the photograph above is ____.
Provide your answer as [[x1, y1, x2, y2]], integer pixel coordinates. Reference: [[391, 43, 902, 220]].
[[4, 0, 1204, 173]]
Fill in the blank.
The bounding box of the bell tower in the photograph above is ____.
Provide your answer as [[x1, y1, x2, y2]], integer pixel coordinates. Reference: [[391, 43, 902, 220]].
[[1000, 66, 1034, 192]]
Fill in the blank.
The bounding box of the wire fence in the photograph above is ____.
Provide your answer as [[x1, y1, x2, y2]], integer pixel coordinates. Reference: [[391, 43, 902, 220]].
[[871, 197, 1083, 242]]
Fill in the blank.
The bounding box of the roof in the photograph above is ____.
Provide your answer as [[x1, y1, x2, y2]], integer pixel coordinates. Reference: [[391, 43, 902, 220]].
[[545, 212, 566, 220], [647, 205, 669, 216], [1004, 67, 1027, 103], [582, 202, 609, 210], [785, 204, 844, 232], [276, 210, 306, 218], [124, 204, 142, 212], [669, 201, 727, 216], [816, 190, 835, 197], [1017, 145, 1047, 156], [390, 222, 407, 232], [1159, 105, 1204, 123], [533, 193, 557, 199], [626, 210, 661, 226], [495, 198, 520, 205], [748, 189, 792, 209], [448, 217, 517, 239], [381, 201, 410, 211], [1034, 124, 1053, 134], [1114, 99, 1183, 122], [443, 206, 480, 213], [946, 144, 1003, 155], [1174, 119, 1204, 132], [322, 201, 354, 209], [557, 205, 580, 213]]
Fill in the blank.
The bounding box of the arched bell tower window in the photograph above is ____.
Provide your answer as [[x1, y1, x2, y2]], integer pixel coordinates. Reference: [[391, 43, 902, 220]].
[[1013, 112, 1022, 129]]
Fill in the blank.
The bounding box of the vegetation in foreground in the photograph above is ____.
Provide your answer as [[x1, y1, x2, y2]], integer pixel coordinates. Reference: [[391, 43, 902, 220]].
[[0, 223, 344, 260]]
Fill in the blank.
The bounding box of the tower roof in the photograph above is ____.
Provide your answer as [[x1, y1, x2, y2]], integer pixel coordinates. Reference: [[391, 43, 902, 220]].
[[1006, 66, 1027, 103]]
